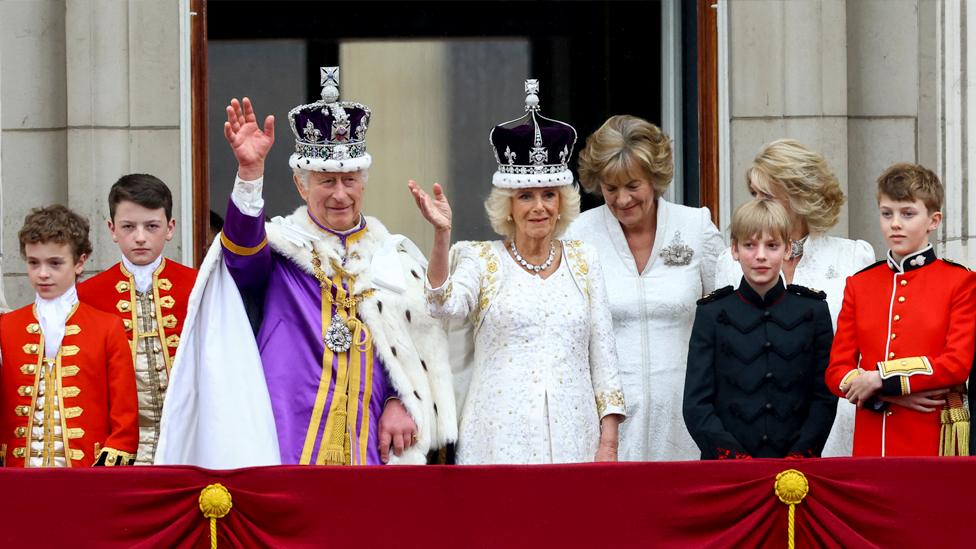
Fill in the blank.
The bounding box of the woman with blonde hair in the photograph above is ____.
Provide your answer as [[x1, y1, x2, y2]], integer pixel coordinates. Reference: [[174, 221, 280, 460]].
[[409, 82, 625, 464], [564, 114, 724, 461], [714, 138, 875, 457]]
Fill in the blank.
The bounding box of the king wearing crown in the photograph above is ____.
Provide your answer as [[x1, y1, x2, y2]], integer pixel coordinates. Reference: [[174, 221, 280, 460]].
[[157, 67, 457, 467]]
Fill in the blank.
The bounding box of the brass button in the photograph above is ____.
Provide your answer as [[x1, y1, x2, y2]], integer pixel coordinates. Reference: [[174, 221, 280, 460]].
[[894, 314, 901, 321], [14, 427, 26, 438], [889, 352, 896, 359], [898, 296, 906, 303], [12, 448, 25, 458], [886, 410, 894, 417], [891, 333, 897, 340], [900, 280, 908, 286]]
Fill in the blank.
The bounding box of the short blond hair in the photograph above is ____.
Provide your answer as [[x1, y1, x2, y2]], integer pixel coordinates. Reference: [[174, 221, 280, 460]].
[[748, 139, 845, 233], [876, 162, 944, 214], [730, 199, 792, 246], [578, 115, 673, 198], [484, 186, 580, 239]]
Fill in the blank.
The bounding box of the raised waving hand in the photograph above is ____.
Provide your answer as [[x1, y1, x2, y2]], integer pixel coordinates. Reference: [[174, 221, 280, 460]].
[[224, 97, 275, 181]]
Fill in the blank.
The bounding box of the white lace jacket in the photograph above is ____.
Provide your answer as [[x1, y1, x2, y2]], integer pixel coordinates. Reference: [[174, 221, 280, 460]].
[[426, 240, 625, 464]]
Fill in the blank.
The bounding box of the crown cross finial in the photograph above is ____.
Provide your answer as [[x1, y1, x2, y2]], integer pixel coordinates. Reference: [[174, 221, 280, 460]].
[[320, 66, 341, 103], [524, 79, 540, 112]]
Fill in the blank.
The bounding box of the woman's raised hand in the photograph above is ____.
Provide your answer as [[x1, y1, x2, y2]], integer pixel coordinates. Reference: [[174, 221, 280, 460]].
[[408, 180, 453, 232]]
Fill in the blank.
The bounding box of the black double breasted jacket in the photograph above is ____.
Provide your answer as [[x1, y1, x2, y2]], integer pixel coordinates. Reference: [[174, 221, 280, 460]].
[[683, 279, 837, 459]]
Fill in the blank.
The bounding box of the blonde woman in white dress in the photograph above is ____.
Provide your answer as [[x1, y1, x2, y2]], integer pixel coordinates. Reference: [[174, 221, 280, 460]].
[[713, 139, 874, 457], [408, 82, 625, 464], [565, 115, 724, 461]]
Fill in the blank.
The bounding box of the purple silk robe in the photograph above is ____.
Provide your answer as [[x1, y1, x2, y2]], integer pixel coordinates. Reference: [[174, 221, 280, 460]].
[[222, 201, 394, 465]]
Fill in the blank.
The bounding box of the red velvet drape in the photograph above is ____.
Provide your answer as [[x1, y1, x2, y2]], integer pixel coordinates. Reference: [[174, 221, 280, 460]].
[[1, 458, 969, 548]]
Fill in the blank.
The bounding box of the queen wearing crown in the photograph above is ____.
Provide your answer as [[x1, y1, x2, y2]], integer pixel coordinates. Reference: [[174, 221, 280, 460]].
[[156, 67, 457, 467], [409, 80, 626, 464]]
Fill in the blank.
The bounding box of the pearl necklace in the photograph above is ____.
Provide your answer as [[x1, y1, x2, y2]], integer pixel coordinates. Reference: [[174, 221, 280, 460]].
[[510, 240, 556, 274]]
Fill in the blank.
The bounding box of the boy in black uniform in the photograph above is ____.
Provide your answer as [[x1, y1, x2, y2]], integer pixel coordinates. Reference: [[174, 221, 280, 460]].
[[683, 199, 837, 459]]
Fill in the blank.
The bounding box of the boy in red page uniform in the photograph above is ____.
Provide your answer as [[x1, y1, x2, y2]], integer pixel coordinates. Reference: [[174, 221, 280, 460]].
[[0, 205, 138, 467], [826, 163, 976, 456], [78, 174, 197, 464]]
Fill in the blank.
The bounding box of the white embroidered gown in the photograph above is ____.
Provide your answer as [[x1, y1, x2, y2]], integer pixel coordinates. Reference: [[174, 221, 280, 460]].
[[565, 200, 724, 461], [427, 240, 626, 464], [714, 232, 876, 456]]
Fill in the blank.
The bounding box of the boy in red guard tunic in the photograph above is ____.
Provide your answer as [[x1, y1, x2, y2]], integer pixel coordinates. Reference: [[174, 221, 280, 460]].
[[77, 174, 196, 464], [0, 205, 138, 467], [826, 163, 976, 456]]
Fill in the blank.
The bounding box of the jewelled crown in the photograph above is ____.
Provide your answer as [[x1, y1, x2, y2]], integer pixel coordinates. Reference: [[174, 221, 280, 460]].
[[489, 79, 578, 188], [288, 66, 372, 173]]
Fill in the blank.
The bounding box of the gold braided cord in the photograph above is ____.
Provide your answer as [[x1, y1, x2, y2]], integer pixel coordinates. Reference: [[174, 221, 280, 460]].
[[774, 469, 809, 549], [199, 484, 232, 549], [785, 506, 796, 548], [309, 250, 374, 465]]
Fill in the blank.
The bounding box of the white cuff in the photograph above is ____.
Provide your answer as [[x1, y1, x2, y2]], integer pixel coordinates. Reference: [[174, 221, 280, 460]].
[[231, 175, 265, 217]]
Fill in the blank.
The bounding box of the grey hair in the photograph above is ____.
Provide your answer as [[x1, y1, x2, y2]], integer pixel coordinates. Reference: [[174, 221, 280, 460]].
[[292, 167, 369, 187], [484, 185, 581, 239]]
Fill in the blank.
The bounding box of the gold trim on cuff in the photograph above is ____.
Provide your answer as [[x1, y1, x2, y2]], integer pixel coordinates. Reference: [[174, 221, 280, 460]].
[[595, 389, 626, 417], [877, 356, 933, 379], [839, 369, 860, 389], [96, 447, 135, 466], [221, 232, 268, 256]]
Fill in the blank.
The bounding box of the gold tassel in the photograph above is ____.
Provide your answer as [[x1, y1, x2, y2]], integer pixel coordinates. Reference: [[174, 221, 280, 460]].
[[941, 409, 953, 456], [939, 392, 970, 456], [774, 469, 809, 549], [322, 395, 348, 465]]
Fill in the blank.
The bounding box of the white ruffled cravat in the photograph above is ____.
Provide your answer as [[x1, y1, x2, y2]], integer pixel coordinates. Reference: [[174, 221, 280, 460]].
[[35, 285, 79, 359], [122, 254, 162, 293]]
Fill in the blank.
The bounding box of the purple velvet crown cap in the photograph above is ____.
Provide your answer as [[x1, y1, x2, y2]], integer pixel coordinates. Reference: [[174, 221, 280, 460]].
[[489, 79, 577, 189], [288, 66, 372, 173]]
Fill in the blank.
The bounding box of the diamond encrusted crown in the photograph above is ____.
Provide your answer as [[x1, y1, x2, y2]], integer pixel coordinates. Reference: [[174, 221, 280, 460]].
[[288, 66, 372, 173], [488, 79, 577, 188]]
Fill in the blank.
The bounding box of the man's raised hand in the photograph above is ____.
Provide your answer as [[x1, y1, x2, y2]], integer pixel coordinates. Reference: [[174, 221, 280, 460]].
[[224, 97, 275, 181]]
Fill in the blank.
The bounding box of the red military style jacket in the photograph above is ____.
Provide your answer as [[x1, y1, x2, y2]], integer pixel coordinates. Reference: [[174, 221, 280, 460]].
[[826, 246, 976, 456], [0, 302, 139, 467], [78, 258, 196, 372]]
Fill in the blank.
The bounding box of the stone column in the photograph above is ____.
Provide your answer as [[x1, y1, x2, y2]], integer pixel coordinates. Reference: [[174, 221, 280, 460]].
[[845, 0, 923, 255], [65, 0, 183, 273], [726, 0, 850, 238], [0, 0, 69, 307]]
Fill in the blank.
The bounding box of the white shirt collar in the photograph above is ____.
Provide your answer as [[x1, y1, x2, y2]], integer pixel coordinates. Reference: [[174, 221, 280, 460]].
[[34, 285, 79, 359], [122, 254, 163, 293]]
